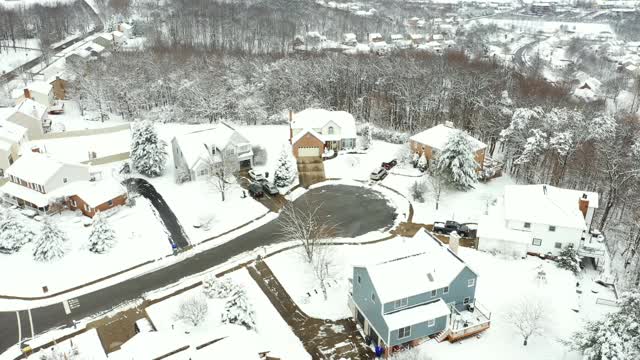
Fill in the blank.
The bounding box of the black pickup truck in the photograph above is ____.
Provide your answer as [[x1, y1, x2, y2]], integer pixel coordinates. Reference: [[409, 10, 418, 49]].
[[433, 221, 474, 238]]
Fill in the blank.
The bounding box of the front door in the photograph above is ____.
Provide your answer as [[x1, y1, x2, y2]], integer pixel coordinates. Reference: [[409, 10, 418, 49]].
[[369, 328, 379, 346]]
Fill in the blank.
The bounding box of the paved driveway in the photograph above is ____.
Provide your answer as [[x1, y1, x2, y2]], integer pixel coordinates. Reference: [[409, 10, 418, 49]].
[[0, 185, 397, 354]]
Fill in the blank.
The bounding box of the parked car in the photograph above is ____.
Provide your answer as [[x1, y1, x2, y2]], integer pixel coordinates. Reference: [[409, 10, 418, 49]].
[[370, 167, 388, 181], [381, 159, 398, 170], [248, 183, 264, 198], [248, 170, 266, 182], [433, 221, 471, 237], [262, 182, 279, 196]]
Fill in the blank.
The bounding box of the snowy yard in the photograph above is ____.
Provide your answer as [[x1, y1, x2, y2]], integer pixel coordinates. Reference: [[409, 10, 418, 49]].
[[266, 237, 618, 360], [141, 269, 310, 359], [0, 197, 172, 296], [0, 39, 42, 74]]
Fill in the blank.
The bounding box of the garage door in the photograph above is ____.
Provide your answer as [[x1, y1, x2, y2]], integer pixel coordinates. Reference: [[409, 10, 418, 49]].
[[298, 147, 320, 157]]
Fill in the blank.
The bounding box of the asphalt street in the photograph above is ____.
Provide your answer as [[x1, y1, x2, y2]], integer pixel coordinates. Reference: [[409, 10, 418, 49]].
[[0, 184, 397, 354]]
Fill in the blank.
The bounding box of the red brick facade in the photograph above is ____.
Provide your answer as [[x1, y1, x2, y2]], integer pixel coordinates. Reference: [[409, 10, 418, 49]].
[[292, 132, 325, 158], [67, 194, 127, 218]]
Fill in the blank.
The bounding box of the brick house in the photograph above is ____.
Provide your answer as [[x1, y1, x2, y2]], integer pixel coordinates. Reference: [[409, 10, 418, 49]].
[[67, 180, 127, 217], [409, 122, 486, 170], [291, 129, 325, 158]]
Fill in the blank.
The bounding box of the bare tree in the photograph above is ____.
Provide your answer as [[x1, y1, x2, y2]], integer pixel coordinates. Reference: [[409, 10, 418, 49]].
[[173, 296, 208, 327], [312, 245, 334, 300], [207, 150, 239, 202], [427, 169, 445, 210], [278, 199, 337, 264], [506, 297, 546, 346]]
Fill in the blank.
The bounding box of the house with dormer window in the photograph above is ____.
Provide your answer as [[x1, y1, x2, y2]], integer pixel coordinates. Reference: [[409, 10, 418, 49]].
[[289, 108, 357, 157], [171, 122, 253, 182], [348, 229, 491, 356]]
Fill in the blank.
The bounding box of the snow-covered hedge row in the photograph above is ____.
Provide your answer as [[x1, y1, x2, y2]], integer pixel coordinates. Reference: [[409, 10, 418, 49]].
[[357, 123, 409, 144]]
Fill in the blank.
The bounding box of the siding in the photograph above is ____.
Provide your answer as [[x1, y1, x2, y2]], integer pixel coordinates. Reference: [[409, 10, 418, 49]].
[[388, 315, 448, 346], [44, 164, 90, 193], [353, 267, 388, 343], [440, 266, 477, 312], [506, 220, 583, 256], [7, 112, 44, 140], [68, 194, 127, 218]]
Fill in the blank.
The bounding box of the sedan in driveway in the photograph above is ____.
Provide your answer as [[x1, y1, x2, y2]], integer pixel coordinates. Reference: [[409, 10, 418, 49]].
[[248, 170, 266, 182], [262, 182, 279, 196], [370, 167, 388, 181]]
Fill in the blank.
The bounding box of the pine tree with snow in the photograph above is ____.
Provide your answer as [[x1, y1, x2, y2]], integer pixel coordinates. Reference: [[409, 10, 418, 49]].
[[0, 208, 35, 253], [88, 213, 116, 254], [221, 287, 256, 330], [202, 276, 236, 299], [359, 123, 372, 150], [555, 246, 581, 274], [131, 121, 168, 177], [417, 153, 428, 172], [273, 147, 297, 188], [32, 217, 67, 262], [436, 130, 478, 190]]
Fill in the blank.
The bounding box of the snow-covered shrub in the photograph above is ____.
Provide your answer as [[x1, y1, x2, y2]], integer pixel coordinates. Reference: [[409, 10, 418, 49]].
[[252, 145, 268, 166], [202, 276, 236, 299], [389, 348, 430, 360], [395, 146, 412, 165], [221, 287, 256, 330], [131, 120, 168, 177], [409, 180, 427, 203], [358, 123, 373, 150], [273, 147, 297, 187], [0, 208, 35, 253], [417, 153, 428, 172], [555, 246, 581, 274], [174, 296, 208, 327], [33, 217, 67, 262], [88, 213, 116, 254], [359, 124, 409, 144], [436, 130, 478, 190]]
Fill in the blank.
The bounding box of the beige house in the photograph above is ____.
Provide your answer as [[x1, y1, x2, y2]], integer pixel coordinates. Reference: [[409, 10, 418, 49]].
[[0, 121, 28, 177], [409, 122, 486, 170], [289, 108, 357, 155], [6, 99, 50, 140]]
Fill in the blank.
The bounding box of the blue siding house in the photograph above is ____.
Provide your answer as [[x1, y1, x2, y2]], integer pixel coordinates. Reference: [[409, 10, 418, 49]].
[[348, 229, 491, 355]]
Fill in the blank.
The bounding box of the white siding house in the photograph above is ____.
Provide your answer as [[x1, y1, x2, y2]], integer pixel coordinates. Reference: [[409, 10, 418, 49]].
[[0, 121, 28, 177], [290, 108, 357, 153], [6, 99, 50, 140], [12, 82, 54, 107]]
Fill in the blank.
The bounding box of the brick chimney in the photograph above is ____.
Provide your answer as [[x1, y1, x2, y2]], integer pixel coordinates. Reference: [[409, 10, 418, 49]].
[[23, 88, 31, 99], [579, 193, 589, 219], [289, 110, 293, 144], [449, 231, 460, 255]]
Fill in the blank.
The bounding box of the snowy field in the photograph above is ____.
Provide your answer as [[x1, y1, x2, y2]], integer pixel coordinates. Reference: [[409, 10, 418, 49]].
[[266, 237, 617, 359], [0, 40, 41, 74], [141, 269, 310, 359], [0, 197, 172, 296]]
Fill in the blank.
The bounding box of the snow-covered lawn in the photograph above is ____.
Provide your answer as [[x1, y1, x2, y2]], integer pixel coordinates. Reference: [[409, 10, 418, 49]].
[[0, 39, 42, 74], [143, 268, 310, 359], [0, 197, 172, 296], [266, 237, 617, 359], [323, 140, 402, 181]]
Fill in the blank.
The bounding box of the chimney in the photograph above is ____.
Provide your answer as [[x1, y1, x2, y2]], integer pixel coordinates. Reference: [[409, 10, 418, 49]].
[[579, 193, 589, 219], [31, 146, 41, 153], [23, 88, 31, 99], [449, 231, 460, 255], [289, 110, 293, 144]]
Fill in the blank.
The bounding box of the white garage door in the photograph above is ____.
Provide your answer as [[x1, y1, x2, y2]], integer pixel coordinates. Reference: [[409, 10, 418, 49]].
[[298, 147, 320, 157]]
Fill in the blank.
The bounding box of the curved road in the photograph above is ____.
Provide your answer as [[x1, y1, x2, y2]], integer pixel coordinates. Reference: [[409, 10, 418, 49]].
[[0, 184, 397, 354]]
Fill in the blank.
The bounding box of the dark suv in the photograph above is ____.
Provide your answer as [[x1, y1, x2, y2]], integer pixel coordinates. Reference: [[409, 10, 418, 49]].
[[381, 159, 397, 170], [248, 183, 264, 198], [433, 221, 471, 237]]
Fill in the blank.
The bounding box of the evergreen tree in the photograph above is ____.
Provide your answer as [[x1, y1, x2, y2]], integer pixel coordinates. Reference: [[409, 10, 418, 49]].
[[569, 291, 640, 359], [273, 147, 297, 187], [556, 246, 581, 274], [202, 276, 236, 299], [0, 209, 35, 253], [88, 213, 116, 254], [33, 217, 67, 262], [359, 124, 372, 150], [436, 130, 479, 190], [221, 287, 256, 330], [131, 121, 168, 177]]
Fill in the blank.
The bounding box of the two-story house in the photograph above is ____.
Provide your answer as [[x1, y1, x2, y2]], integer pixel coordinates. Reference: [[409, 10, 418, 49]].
[[409, 122, 486, 170], [0, 121, 28, 177], [171, 122, 253, 182], [289, 108, 357, 158], [6, 98, 50, 140], [478, 184, 602, 262], [349, 229, 490, 356], [1, 153, 126, 217]]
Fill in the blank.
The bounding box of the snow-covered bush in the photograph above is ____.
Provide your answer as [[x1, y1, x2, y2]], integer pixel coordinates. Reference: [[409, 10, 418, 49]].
[[131, 120, 168, 177], [417, 153, 428, 172], [252, 145, 268, 166], [555, 246, 581, 274], [273, 147, 297, 187], [33, 217, 68, 262], [202, 276, 236, 299], [389, 348, 431, 360], [436, 130, 478, 190], [409, 180, 427, 203], [88, 213, 116, 254], [359, 123, 409, 144], [174, 296, 208, 327], [395, 146, 412, 165], [0, 209, 35, 253], [221, 287, 256, 330], [358, 123, 373, 150]]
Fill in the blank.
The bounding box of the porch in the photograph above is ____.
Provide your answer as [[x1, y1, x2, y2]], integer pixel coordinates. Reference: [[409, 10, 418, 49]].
[[439, 301, 491, 342]]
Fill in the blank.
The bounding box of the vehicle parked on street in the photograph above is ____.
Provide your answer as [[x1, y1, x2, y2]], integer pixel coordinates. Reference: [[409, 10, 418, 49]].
[[248, 183, 264, 198], [262, 182, 279, 195], [433, 221, 473, 237], [381, 159, 397, 170], [248, 170, 266, 182], [370, 167, 388, 181]]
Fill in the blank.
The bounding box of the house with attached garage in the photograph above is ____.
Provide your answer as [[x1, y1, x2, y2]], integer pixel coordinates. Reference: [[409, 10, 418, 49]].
[[0, 121, 28, 177], [349, 229, 491, 356], [289, 108, 357, 158], [478, 184, 605, 266], [409, 122, 486, 170], [6, 98, 50, 140], [171, 122, 253, 182]]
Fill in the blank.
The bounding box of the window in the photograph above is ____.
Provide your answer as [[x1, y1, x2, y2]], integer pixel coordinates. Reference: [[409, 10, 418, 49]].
[[372, 293, 376, 302], [464, 297, 470, 305], [431, 289, 437, 297], [394, 298, 408, 309], [226, 148, 235, 157], [427, 319, 435, 327], [524, 222, 531, 229], [108, 199, 113, 206], [70, 199, 77, 207], [468, 278, 475, 287], [443, 286, 449, 294], [199, 169, 207, 176], [357, 275, 361, 284], [555, 242, 562, 249], [532, 238, 542, 246], [84, 204, 90, 212], [63, 178, 68, 183], [398, 326, 411, 339], [328, 126, 335, 135], [549, 225, 556, 232]]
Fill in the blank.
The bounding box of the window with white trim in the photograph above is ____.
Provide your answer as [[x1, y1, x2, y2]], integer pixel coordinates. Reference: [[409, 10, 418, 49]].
[[398, 326, 411, 339], [394, 298, 408, 309], [63, 178, 68, 183], [464, 297, 470, 304], [427, 319, 435, 327], [468, 278, 475, 287], [84, 204, 90, 212], [532, 238, 542, 246], [431, 289, 436, 297], [357, 275, 361, 284], [328, 126, 335, 135], [524, 222, 531, 229], [70, 199, 77, 207], [554, 242, 562, 249], [443, 286, 449, 294], [549, 225, 556, 232], [108, 199, 113, 206]]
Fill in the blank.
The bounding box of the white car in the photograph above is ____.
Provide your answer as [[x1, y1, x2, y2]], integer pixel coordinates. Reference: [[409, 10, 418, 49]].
[[370, 167, 388, 181], [248, 170, 266, 182]]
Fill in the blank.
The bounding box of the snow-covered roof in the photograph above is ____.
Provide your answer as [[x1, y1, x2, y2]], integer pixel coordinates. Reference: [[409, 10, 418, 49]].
[[173, 123, 250, 169], [74, 179, 126, 207], [192, 332, 266, 360], [383, 298, 451, 330], [119, 23, 133, 30], [343, 33, 357, 42], [504, 184, 598, 229], [363, 229, 470, 303], [5, 152, 87, 184], [477, 213, 532, 243], [432, 34, 444, 40], [292, 128, 324, 145], [1, 181, 50, 207], [0, 120, 27, 144], [291, 108, 357, 139], [410, 124, 486, 152], [109, 331, 187, 360], [112, 30, 125, 39], [409, 33, 424, 40], [0, 140, 12, 152], [13, 98, 47, 120]]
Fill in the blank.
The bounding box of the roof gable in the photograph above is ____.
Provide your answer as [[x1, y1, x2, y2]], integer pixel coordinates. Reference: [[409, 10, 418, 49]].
[[173, 123, 248, 169], [13, 98, 47, 120], [410, 124, 486, 152], [291, 108, 357, 138]]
